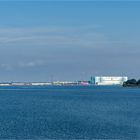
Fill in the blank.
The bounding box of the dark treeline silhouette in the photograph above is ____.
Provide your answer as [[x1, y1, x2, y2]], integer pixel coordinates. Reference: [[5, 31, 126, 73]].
[[123, 79, 140, 87]]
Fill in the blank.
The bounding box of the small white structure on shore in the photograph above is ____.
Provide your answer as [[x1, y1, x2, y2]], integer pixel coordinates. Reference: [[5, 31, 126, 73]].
[[91, 76, 128, 85], [31, 82, 52, 86]]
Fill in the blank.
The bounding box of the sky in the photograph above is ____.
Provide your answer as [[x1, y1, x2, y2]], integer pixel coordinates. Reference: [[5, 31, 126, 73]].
[[0, 1, 140, 82]]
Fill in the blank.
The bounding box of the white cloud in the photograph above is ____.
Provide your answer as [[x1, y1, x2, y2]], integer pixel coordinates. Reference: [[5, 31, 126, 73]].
[[0, 26, 108, 47], [0, 60, 46, 71], [0, 26, 139, 50], [18, 60, 46, 68], [0, 64, 13, 71]]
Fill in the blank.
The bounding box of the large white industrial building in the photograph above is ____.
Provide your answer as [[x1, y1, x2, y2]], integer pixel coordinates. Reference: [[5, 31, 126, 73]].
[[91, 76, 128, 85]]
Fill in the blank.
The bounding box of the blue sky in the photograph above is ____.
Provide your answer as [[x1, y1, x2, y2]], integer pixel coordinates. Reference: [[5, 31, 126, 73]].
[[0, 1, 140, 81]]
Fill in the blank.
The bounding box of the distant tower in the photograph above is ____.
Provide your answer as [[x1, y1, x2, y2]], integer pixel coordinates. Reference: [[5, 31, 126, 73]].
[[90, 76, 95, 84]]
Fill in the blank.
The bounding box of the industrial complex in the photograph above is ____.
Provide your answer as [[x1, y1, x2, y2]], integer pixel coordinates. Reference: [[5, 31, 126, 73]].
[[91, 76, 128, 85]]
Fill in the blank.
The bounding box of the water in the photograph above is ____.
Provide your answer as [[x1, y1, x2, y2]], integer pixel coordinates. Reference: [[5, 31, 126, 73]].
[[0, 86, 140, 139]]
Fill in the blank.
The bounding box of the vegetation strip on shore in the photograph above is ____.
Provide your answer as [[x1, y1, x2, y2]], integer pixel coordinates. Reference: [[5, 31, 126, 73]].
[[123, 79, 140, 87]]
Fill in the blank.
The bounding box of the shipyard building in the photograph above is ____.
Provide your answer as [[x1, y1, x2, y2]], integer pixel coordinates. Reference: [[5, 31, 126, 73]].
[[91, 76, 128, 85]]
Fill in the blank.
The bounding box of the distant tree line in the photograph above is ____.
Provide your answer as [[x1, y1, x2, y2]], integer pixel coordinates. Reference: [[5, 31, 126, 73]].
[[123, 79, 140, 87]]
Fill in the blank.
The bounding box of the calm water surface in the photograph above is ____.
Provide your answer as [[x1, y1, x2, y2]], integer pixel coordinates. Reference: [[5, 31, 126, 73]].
[[0, 86, 140, 139]]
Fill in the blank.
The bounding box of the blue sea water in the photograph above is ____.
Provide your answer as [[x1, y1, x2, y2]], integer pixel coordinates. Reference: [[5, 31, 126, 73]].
[[0, 86, 140, 139]]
